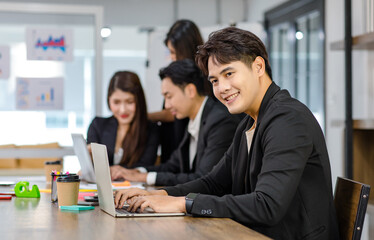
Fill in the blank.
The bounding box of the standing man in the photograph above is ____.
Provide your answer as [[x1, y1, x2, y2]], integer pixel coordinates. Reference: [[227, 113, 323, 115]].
[[114, 27, 339, 239], [111, 59, 240, 186]]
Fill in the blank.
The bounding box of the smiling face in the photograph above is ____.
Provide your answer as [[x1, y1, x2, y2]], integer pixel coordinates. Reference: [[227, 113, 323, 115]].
[[161, 77, 194, 119], [208, 57, 268, 118], [108, 89, 136, 125]]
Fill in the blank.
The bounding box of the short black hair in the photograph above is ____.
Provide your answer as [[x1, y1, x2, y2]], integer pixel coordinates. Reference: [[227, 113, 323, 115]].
[[159, 59, 209, 96], [196, 27, 272, 80]]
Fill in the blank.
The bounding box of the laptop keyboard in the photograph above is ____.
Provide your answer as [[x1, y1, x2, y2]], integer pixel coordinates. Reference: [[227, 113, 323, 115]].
[[115, 206, 155, 214], [116, 208, 132, 214]]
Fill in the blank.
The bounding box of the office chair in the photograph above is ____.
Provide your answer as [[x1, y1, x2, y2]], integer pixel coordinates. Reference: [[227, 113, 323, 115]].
[[334, 177, 371, 240]]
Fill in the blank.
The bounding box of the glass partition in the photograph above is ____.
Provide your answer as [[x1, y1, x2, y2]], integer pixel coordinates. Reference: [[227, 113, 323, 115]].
[[266, 0, 325, 131], [0, 20, 95, 146]]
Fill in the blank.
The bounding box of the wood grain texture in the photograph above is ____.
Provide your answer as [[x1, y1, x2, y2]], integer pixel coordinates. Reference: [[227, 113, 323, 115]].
[[334, 177, 370, 240], [353, 129, 374, 205], [0, 190, 271, 240], [330, 32, 374, 50]]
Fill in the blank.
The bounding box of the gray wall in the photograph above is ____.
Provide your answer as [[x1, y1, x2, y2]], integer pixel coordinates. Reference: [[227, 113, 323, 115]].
[[0, 0, 287, 27]]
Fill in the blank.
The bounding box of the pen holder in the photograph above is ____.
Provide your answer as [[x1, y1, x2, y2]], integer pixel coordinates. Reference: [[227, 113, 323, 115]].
[[44, 160, 63, 184], [50, 173, 77, 202], [56, 174, 80, 206]]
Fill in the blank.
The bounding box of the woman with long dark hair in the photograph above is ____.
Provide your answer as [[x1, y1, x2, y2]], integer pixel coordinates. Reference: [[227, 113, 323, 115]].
[[164, 19, 204, 61], [87, 71, 159, 179]]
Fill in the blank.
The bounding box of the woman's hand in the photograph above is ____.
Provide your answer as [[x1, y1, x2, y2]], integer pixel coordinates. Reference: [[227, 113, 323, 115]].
[[110, 165, 140, 181]]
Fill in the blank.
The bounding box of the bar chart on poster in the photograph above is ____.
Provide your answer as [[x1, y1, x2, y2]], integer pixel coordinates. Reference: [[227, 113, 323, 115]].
[[16, 77, 64, 111]]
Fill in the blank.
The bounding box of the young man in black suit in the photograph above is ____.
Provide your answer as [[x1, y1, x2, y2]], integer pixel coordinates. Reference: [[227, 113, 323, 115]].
[[112, 59, 240, 186], [114, 27, 339, 239]]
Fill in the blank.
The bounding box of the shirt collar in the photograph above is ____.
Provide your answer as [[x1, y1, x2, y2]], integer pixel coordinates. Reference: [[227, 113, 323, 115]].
[[188, 97, 208, 139]]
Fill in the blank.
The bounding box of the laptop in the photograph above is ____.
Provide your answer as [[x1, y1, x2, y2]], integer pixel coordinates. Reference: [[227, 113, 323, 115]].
[[91, 142, 185, 217], [71, 134, 96, 183]]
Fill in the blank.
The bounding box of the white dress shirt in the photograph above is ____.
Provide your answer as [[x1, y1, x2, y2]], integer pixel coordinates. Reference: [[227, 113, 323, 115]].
[[113, 148, 123, 165], [245, 122, 256, 154]]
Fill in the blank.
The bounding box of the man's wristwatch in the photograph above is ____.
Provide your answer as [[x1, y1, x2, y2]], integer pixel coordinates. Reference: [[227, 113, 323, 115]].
[[185, 193, 198, 214]]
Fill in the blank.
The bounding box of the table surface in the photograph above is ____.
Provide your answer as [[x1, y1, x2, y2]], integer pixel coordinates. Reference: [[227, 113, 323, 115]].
[[0, 177, 271, 240]]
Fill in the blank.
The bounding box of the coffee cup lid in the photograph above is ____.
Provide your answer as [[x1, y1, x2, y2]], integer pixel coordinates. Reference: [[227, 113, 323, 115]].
[[57, 174, 80, 182], [45, 160, 62, 165]]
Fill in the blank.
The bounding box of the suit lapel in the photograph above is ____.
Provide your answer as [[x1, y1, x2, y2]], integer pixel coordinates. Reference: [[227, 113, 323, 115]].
[[231, 117, 256, 194], [232, 130, 249, 194], [195, 98, 214, 170], [102, 116, 118, 165], [179, 131, 191, 172]]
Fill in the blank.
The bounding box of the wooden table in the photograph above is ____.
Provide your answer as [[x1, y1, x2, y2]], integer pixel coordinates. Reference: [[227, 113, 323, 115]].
[[0, 179, 271, 240]]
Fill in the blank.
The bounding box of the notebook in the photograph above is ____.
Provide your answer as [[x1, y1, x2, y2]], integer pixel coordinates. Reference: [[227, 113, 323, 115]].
[[71, 134, 96, 183], [91, 142, 185, 217]]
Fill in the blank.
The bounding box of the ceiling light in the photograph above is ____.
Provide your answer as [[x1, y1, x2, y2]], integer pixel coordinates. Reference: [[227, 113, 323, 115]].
[[101, 27, 112, 39], [295, 31, 304, 40]]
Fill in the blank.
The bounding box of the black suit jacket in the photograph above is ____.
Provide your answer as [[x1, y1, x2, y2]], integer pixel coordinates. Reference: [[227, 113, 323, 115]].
[[165, 83, 339, 239], [146, 97, 241, 186], [87, 116, 159, 168]]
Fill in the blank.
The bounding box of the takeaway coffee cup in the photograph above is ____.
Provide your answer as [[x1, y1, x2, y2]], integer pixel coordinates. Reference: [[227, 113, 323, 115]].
[[56, 174, 80, 206], [44, 160, 63, 183], [50, 172, 72, 202]]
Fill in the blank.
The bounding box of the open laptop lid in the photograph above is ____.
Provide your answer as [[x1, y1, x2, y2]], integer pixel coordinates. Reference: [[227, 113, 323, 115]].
[[91, 143, 185, 217], [71, 134, 96, 183], [91, 143, 117, 216]]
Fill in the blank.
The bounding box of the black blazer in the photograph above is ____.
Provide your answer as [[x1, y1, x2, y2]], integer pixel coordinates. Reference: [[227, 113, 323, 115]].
[[165, 83, 339, 239], [87, 116, 159, 168], [146, 97, 241, 186]]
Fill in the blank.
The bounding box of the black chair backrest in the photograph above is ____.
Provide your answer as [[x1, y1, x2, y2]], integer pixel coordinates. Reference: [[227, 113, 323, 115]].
[[334, 177, 370, 240]]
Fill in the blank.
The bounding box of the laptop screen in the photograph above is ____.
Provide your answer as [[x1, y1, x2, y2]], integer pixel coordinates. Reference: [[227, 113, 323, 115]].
[[71, 134, 96, 183]]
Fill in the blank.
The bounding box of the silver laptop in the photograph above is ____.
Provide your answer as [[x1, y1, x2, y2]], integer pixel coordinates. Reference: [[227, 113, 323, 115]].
[[71, 134, 96, 183], [91, 143, 185, 217]]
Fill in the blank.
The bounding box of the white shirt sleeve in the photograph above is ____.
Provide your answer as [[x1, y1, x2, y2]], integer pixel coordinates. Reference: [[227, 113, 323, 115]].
[[146, 172, 157, 185], [136, 167, 148, 173]]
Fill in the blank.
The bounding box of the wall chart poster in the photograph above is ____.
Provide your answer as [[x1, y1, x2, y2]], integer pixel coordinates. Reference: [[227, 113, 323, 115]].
[[16, 77, 64, 110], [26, 28, 74, 61], [0, 46, 10, 79]]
